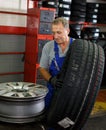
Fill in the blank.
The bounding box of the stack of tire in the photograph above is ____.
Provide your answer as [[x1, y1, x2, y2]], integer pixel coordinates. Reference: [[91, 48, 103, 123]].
[[81, 26, 100, 43], [70, 0, 86, 38], [58, 0, 72, 21], [42, 0, 58, 8], [47, 39, 105, 130], [70, 0, 86, 22], [69, 24, 83, 38], [86, 2, 106, 24]]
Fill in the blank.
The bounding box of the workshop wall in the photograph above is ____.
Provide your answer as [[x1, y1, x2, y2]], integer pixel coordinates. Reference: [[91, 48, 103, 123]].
[[0, 0, 27, 27], [0, 0, 27, 82]]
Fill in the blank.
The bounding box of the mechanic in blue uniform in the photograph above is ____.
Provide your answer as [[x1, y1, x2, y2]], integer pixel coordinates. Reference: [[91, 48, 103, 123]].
[[39, 17, 74, 130], [39, 17, 73, 110]]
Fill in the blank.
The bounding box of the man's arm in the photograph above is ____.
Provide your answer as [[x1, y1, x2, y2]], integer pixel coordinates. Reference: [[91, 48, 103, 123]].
[[39, 67, 51, 82]]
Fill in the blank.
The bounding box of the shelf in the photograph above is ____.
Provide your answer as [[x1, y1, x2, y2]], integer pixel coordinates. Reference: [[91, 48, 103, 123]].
[[0, 26, 26, 35], [83, 22, 106, 27], [0, 72, 24, 76], [69, 21, 106, 26], [0, 11, 27, 16], [0, 52, 25, 55], [38, 34, 53, 40]]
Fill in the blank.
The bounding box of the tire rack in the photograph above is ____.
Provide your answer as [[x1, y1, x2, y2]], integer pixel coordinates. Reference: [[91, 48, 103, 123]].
[[24, 0, 55, 83], [0, 10, 27, 82]]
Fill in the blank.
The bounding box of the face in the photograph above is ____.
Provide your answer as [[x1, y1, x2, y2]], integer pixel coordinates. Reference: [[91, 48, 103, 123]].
[[51, 22, 70, 45]]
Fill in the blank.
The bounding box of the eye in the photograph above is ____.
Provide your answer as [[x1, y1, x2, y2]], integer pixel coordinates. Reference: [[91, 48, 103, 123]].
[[57, 31, 62, 34], [52, 31, 62, 35]]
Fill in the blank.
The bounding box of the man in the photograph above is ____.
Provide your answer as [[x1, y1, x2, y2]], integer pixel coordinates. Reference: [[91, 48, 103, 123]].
[[39, 17, 73, 109]]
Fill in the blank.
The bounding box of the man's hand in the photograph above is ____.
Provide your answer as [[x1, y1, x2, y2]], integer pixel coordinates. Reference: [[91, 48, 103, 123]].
[[49, 76, 63, 88]]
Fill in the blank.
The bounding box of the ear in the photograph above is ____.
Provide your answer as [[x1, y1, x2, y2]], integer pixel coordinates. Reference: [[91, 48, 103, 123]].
[[67, 28, 70, 35]]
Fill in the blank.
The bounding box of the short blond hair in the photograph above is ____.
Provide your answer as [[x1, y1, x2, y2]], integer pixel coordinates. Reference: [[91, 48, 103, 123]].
[[52, 17, 69, 28]]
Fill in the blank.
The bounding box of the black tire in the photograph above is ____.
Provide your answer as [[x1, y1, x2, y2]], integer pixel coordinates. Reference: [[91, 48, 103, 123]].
[[71, 1, 86, 6], [97, 40, 106, 87], [71, 11, 86, 17], [69, 25, 80, 39], [47, 39, 105, 130], [71, 4, 86, 12], [70, 16, 85, 22]]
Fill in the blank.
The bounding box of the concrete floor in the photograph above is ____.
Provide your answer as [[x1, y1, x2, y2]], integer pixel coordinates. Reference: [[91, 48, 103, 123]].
[[83, 115, 106, 130], [83, 89, 106, 130]]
